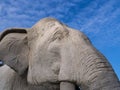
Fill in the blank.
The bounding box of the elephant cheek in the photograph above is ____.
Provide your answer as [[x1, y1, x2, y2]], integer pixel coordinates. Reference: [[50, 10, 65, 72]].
[[27, 61, 61, 85]]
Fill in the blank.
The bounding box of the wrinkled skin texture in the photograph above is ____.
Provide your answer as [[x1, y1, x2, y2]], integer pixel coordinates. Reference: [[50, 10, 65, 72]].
[[0, 65, 59, 90], [0, 18, 120, 90]]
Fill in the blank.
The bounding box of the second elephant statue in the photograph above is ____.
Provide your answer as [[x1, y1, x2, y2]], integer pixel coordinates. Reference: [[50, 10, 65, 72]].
[[0, 17, 119, 90]]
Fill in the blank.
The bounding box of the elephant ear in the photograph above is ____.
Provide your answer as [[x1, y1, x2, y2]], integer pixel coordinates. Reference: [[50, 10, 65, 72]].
[[0, 28, 29, 75]]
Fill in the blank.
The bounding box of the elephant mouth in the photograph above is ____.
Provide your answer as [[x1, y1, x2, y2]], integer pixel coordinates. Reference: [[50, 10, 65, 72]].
[[20, 67, 29, 78], [34, 82, 81, 90]]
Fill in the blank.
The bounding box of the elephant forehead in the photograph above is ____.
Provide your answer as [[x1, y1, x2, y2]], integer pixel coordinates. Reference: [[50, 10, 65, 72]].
[[28, 19, 63, 43], [32, 18, 60, 29], [31, 18, 64, 36]]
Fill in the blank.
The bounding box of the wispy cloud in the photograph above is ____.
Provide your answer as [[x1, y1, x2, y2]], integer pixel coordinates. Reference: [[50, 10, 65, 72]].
[[0, 0, 120, 47], [67, 0, 120, 48], [0, 0, 79, 30]]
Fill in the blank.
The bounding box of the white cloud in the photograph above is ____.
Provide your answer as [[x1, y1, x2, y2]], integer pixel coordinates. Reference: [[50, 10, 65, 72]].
[[0, 0, 120, 48], [66, 0, 120, 47], [0, 0, 79, 30]]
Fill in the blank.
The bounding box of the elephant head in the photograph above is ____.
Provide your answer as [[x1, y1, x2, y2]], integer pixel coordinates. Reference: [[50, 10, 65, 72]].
[[0, 18, 119, 90]]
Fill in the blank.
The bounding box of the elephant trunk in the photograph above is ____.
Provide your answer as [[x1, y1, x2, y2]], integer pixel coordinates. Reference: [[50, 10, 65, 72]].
[[79, 48, 120, 90], [59, 30, 120, 90]]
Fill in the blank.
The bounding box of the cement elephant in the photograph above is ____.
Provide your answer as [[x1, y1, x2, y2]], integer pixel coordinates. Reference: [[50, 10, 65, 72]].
[[0, 18, 119, 90]]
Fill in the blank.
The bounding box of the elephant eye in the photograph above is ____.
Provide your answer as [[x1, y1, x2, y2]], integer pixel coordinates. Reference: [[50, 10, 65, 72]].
[[0, 60, 4, 67]]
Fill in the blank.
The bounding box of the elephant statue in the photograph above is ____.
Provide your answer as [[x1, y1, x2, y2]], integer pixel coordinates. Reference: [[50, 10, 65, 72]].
[[0, 17, 119, 90]]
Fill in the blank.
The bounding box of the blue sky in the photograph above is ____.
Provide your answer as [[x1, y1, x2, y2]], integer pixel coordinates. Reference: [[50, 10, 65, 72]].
[[0, 0, 120, 79]]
